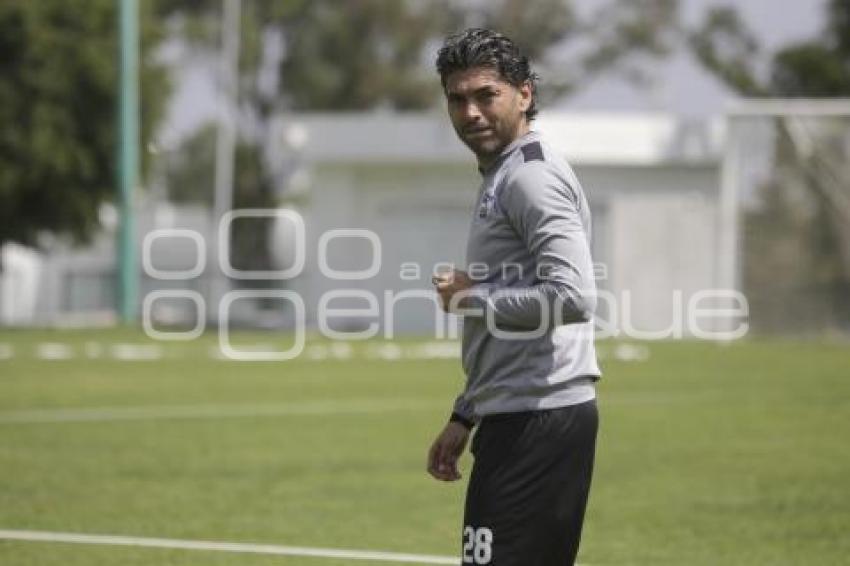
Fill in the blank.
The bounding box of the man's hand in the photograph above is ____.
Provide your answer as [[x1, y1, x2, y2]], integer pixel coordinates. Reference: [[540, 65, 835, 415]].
[[432, 269, 474, 313], [427, 421, 470, 481]]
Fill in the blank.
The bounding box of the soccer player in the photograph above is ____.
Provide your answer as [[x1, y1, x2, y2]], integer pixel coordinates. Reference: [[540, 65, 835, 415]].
[[426, 28, 601, 565]]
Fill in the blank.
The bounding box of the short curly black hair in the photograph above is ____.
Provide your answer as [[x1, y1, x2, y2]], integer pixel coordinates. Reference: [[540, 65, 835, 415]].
[[436, 28, 540, 121]]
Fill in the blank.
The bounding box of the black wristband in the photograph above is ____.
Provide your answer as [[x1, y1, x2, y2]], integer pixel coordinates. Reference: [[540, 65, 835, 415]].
[[449, 411, 475, 430]]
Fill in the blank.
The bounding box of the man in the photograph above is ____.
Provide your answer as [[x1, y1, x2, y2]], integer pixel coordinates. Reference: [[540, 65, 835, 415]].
[[426, 28, 601, 565]]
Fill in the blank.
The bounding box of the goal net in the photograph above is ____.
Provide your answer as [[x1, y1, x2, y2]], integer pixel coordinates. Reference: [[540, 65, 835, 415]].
[[723, 100, 850, 336]]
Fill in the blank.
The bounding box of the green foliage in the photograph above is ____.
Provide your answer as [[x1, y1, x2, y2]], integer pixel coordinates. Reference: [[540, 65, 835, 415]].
[[688, 6, 766, 96], [273, 0, 679, 109], [690, 0, 850, 97], [828, 0, 850, 57], [229, 139, 276, 273], [475, 0, 578, 62], [279, 0, 457, 110], [584, 0, 679, 77], [163, 0, 682, 115], [164, 124, 216, 206], [462, 0, 582, 99], [772, 42, 850, 96], [162, 123, 276, 272], [0, 0, 168, 250]]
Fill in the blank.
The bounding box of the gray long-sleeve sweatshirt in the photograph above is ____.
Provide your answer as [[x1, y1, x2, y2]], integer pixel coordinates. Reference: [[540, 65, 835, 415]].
[[452, 131, 600, 424]]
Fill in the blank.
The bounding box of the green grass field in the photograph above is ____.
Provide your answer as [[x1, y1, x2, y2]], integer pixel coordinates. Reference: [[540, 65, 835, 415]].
[[0, 330, 847, 565]]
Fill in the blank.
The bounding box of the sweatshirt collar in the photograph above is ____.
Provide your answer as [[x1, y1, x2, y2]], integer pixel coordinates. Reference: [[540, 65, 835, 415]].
[[478, 130, 540, 176]]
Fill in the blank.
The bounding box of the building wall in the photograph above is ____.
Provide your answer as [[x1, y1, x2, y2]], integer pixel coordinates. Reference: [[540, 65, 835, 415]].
[[0, 244, 42, 325], [578, 164, 721, 336], [288, 163, 478, 336]]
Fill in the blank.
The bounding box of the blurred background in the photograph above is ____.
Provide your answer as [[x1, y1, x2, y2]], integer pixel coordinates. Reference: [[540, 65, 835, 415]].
[[1, 0, 848, 337], [0, 2, 848, 565]]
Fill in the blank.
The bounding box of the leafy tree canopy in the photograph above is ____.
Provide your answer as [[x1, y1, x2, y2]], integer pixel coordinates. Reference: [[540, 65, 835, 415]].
[[0, 0, 168, 251]]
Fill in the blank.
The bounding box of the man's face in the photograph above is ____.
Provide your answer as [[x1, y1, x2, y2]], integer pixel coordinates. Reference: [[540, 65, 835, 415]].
[[444, 66, 532, 164]]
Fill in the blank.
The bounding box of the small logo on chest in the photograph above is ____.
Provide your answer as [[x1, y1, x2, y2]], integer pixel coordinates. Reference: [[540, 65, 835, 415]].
[[478, 193, 494, 218]]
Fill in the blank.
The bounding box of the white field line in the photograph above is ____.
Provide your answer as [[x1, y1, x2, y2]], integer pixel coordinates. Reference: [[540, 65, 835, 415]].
[[0, 529, 457, 564], [0, 399, 442, 424], [7, 340, 462, 362]]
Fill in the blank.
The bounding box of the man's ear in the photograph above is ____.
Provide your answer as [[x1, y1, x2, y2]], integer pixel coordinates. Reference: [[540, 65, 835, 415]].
[[517, 80, 533, 113]]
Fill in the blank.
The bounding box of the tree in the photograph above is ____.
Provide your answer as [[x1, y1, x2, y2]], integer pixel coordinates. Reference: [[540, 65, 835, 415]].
[[581, 0, 679, 85], [689, 6, 766, 96], [690, 1, 850, 97], [275, 0, 680, 110], [161, 0, 680, 272], [0, 0, 168, 260], [278, 0, 457, 110]]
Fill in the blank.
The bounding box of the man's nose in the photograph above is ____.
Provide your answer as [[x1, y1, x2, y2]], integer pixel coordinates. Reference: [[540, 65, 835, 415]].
[[459, 101, 482, 122]]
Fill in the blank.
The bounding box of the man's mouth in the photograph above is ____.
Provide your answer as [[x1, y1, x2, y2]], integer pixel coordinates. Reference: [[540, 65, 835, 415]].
[[464, 127, 492, 138]]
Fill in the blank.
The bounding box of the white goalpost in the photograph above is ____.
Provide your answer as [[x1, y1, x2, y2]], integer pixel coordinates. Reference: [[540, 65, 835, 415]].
[[721, 98, 850, 335]]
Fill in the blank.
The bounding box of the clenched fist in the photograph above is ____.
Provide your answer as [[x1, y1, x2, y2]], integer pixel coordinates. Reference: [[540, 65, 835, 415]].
[[432, 269, 474, 313]]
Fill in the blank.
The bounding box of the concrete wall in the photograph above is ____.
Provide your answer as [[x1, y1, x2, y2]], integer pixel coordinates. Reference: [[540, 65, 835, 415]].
[[578, 164, 721, 336], [288, 163, 478, 335], [0, 244, 42, 325]]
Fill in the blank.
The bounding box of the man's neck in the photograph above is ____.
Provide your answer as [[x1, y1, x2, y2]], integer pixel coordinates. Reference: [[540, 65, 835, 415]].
[[477, 123, 531, 172]]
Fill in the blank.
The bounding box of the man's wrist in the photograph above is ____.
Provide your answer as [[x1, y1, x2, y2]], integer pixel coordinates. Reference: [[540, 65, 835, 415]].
[[449, 411, 475, 430], [454, 284, 490, 315]]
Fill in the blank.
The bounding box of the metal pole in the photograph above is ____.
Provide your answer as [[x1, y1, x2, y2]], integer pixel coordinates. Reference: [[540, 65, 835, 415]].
[[117, 0, 139, 324], [211, 0, 241, 323], [717, 117, 741, 334]]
